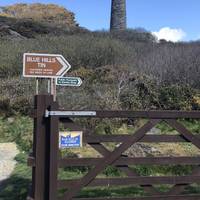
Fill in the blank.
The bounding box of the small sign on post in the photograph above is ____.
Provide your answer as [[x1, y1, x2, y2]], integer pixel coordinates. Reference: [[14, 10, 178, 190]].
[[56, 77, 82, 87], [59, 131, 83, 148], [23, 53, 71, 78]]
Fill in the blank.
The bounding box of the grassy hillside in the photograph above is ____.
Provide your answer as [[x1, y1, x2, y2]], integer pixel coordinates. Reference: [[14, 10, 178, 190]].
[[0, 3, 77, 26], [0, 31, 199, 113], [0, 3, 87, 39]]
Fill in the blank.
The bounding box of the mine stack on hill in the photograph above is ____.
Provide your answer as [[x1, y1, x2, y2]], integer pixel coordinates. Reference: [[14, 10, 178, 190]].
[[110, 0, 127, 31]]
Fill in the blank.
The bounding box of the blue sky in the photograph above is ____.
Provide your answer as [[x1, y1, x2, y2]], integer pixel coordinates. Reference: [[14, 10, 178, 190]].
[[1, 0, 200, 41]]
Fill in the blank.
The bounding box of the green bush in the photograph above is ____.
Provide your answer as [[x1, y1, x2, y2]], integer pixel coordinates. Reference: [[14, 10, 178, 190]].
[[0, 78, 34, 115], [11, 97, 32, 115], [133, 165, 193, 176], [120, 75, 160, 110], [103, 166, 121, 177], [0, 97, 12, 116], [158, 84, 195, 110]]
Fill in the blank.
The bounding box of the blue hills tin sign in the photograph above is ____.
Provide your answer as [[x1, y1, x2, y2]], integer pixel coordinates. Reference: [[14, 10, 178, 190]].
[[59, 131, 83, 148]]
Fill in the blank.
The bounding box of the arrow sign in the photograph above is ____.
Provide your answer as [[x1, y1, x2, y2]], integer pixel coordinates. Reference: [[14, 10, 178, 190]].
[[56, 77, 82, 87], [23, 53, 71, 78]]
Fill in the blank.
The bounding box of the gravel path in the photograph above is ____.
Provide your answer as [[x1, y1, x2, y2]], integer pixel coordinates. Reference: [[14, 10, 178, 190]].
[[0, 143, 19, 182]]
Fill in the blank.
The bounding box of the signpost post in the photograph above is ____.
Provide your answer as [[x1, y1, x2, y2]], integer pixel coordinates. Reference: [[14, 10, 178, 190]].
[[56, 77, 82, 87], [24, 53, 84, 199]]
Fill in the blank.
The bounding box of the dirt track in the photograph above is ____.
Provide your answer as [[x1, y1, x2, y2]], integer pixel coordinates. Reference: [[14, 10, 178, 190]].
[[0, 143, 19, 182]]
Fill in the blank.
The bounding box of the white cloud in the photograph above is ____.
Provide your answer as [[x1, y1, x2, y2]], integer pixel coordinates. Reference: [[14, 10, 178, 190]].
[[152, 27, 186, 42]]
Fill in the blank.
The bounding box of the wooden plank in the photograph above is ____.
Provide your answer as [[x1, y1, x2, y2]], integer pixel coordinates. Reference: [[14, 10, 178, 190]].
[[71, 195, 200, 200], [165, 119, 200, 149], [94, 111, 200, 119], [56, 110, 200, 119], [58, 175, 200, 188], [32, 95, 53, 200], [59, 157, 200, 167], [48, 102, 59, 200], [84, 135, 193, 143], [61, 119, 161, 199]]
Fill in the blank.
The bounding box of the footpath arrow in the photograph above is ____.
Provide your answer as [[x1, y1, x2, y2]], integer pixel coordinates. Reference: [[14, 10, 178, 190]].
[[55, 56, 71, 76], [56, 77, 83, 87]]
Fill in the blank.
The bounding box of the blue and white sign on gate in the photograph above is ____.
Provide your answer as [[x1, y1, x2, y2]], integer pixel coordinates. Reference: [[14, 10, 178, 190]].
[[59, 131, 83, 148]]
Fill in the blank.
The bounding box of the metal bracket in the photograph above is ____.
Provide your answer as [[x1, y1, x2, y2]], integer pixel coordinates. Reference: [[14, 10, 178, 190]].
[[45, 110, 97, 118]]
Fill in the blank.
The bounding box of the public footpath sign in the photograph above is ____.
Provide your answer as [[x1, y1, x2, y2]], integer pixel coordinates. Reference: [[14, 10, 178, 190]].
[[23, 53, 71, 78], [59, 131, 83, 148], [56, 77, 82, 87]]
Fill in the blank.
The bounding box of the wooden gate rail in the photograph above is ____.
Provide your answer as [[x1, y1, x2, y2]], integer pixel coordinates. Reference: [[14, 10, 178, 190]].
[[71, 196, 200, 200], [45, 110, 200, 119], [58, 175, 200, 188], [28, 156, 200, 168], [58, 157, 200, 167], [82, 134, 200, 143], [28, 95, 200, 200]]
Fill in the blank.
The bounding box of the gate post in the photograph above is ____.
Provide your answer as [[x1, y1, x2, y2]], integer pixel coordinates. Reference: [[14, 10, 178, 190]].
[[30, 95, 54, 200], [48, 102, 59, 200]]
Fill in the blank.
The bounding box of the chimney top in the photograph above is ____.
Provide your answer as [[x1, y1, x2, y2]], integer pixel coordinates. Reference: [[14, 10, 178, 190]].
[[110, 0, 127, 31]]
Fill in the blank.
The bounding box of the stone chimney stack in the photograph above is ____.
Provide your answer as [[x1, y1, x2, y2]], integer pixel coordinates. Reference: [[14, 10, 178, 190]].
[[110, 0, 127, 31]]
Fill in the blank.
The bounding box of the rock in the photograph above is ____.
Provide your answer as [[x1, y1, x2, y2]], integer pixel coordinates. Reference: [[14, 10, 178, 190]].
[[8, 29, 26, 39], [124, 143, 161, 157], [0, 24, 26, 39], [77, 153, 83, 158], [0, 25, 10, 36], [7, 117, 14, 123], [147, 127, 161, 135], [0, 25, 10, 31]]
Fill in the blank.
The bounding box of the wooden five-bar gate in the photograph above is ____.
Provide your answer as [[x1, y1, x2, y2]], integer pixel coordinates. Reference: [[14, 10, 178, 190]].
[[28, 95, 200, 200]]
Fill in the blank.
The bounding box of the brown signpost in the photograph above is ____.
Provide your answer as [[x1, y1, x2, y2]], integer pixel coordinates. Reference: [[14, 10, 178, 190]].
[[23, 53, 71, 78]]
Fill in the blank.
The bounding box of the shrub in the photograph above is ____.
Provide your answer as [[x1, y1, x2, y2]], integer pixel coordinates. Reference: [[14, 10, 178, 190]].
[[158, 84, 195, 110], [0, 34, 133, 76]]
